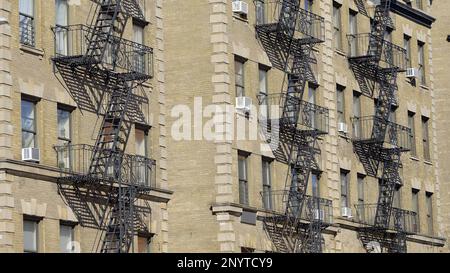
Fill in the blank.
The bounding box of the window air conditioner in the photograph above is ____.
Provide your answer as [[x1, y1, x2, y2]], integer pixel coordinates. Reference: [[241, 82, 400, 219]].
[[341, 207, 353, 218], [314, 209, 325, 221], [338, 122, 348, 133], [236, 97, 252, 113], [22, 147, 40, 163], [406, 68, 418, 78], [232, 1, 249, 15]]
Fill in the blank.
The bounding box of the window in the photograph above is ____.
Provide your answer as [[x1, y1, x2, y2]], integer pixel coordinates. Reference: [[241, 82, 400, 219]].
[[304, 0, 314, 11], [412, 189, 419, 215], [135, 129, 148, 157], [384, 28, 393, 64], [426, 192, 434, 235], [133, 23, 146, 73], [235, 58, 245, 97], [262, 158, 272, 210], [337, 85, 346, 125], [308, 84, 317, 128], [349, 10, 358, 56], [135, 128, 149, 186], [138, 236, 152, 253], [55, 0, 68, 55], [333, 2, 342, 50], [357, 174, 365, 220], [21, 100, 37, 149], [353, 91, 362, 138], [255, 0, 265, 25], [311, 172, 320, 199], [60, 224, 75, 253], [340, 170, 349, 209], [238, 152, 249, 205], [23, 219, 38, 253], [422, 116, 430, 161], [57, 108, 71, 146], [418, 41, 426, 85], [57, 107, 72, 169], [408, 111, 416, 157], [393, 185, 402, 209], [259, 67, 269, 119], [404, 35, 412, 68], [19, 0, 35, 46], [416, 0, 424, 10]]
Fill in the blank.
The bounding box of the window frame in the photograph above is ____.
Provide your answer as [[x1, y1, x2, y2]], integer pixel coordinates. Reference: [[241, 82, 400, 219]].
[[23, 217, 39, 253], [255, 0, 266, 25], [59, 222, 76, 253], [426, 192, 434, 236], [348, 9, 358, 56], [340, 170, 349, 209], [19, 0, 36, 47], [238, 152, 249, 206], [418, 41, 426, 85], [422, 116, 430, 161], [403, 35, 412, 68], [235, 57, 246, 97], [261, 157, 272, 210], [408, 111, 417, 157], [55, 0, 69, 55], [337, 85, 346, 125], [332, 2, 343, 50], [21, 99, 38, 149]]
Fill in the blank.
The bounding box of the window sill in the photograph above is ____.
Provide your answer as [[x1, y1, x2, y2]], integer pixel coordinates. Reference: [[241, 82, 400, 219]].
[[232, 14, 248, 24], [334, 49, 347, 57], [338, 132, 351, 140], [410, 156, 420, 162], [424, 160, 433, 166], [419, 84, 429, 90], [20, 44, 44, 58]]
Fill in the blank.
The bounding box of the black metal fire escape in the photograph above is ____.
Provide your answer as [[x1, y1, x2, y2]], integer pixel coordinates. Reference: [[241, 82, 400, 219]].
[[348, 0, 418, 253], [255, 0, 331, 253], [51, 0, 154, 253]]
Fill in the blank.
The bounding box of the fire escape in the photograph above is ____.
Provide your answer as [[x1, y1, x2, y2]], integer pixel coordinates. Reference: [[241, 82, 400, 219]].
[[348, 0, 419, 252], [51, 0, 155, 253], [255, 1, 332, 253]]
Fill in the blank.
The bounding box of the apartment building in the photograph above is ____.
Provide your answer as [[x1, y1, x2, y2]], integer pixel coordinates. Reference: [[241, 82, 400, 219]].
[[0, 0, 171, 253], [165, 0, 447, 253]]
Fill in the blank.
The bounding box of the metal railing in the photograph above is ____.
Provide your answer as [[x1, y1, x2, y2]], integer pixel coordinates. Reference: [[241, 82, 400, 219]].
[[259, 93, 329, 134], [19, 13, 35, 47], [347, 33, 407, 71], [355, 204, 420, 234], [351, 116, 412, 151], [52, 24, 154, 78], [261, 190, 333, 225], [54, 144, 157, 188], [256, 0, 325, 43]]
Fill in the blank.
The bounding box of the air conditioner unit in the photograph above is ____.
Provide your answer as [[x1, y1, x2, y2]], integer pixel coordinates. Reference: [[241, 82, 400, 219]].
[[314, 209, 325, 221], [232, 1, 249, 15], [341, 207, 353, 218], [236, 97, 252, 113], [338, 122, 348, 133], [406, 68, 418, 78], [22, 147, 40, 163]]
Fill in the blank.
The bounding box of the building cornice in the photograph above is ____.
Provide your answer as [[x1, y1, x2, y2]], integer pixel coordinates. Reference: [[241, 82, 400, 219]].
[[391, 1, 436, 29]]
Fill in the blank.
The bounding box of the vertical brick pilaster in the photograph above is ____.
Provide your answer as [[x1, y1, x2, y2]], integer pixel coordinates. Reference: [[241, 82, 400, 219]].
[[0, 0, 14, 253], [155, 0, 169, 253]]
